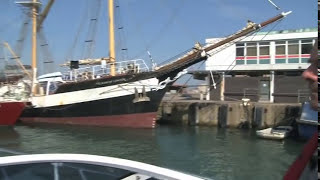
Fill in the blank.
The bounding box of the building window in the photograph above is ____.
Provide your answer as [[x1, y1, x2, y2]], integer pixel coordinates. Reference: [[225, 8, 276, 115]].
[[288, 40, 300, 63], [301, 39, 313, 63], [235, 38, 315, 66], [246, 43, 257, 56], [259, 44, 270, 55], [246, 42, 257, 64], [275, 41, 286, 64], [301, 44, 313, 54], [236, 42, 271, 65], [259, 42, 270, 64], [236, 43, 245, 65], [247, 47, 257, 56], [288, 40, 299, 54], [236, 47, 244, 56]]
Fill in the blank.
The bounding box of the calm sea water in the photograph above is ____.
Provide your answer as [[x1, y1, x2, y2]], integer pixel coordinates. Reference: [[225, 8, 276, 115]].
[[0, 124, 305, 180]]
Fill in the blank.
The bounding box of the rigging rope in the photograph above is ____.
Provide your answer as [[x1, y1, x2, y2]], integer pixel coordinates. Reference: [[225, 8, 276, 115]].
[[166, 18, 284, 102], [65, 0, 90, 61], [14, 15, 30, 59], [82, 0, 102, 59], [38, 28, 55, 75], [132, 0, 187, 59], [210, 22, 283, 100], [158, 0, 197, 43], [123, 0, 161, 59], [114, 0, 128, 61]]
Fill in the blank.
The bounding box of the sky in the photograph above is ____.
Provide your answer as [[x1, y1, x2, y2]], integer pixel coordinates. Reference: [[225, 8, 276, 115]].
[[0, 0, 317, 75]]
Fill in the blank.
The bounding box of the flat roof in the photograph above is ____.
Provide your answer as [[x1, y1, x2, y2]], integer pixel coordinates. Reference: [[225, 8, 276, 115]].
[[254, 28, 317, 35]]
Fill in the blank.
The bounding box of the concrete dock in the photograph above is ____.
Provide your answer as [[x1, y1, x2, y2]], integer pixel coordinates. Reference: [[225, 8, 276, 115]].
[[157, 99, 301, 129]]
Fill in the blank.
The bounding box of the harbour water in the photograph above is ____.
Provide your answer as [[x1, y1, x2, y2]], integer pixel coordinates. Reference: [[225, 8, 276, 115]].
[[0, 124, 304, 180]]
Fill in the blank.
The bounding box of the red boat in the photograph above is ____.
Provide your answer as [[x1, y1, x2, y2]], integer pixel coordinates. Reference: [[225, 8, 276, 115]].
[[0, 102, 26, 126]]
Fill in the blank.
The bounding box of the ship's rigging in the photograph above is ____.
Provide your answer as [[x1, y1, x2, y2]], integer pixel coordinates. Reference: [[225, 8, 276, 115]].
[[8, 0, 293, 128], [12, 0, 55, 76]]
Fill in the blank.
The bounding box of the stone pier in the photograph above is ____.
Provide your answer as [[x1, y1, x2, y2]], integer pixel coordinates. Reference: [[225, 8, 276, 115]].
[[157, 100, 301, 128]]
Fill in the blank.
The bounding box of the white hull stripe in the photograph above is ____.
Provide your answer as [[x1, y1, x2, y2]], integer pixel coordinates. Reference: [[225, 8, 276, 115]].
[[32, 78, 159, 108]]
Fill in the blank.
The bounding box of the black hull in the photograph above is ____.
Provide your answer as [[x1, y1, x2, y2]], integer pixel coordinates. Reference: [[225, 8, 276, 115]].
[[20, 88, 167, 128], [22, 89, 167, 118]]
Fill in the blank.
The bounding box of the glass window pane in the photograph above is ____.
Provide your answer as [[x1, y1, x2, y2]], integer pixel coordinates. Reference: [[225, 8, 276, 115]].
[[260, 46, 270, 55], [276, 59, 286, 64], [259, 42, 270, 46], [246, 47, 257, 56], [275, 41, 286, 45], [276, 46, 286, 55], [236, 48, 244, 56], [259, 59, 270, 64], [288, 44, 299, 54], [301, 44, 313, 54], [246, 60, 257, 64], [236, 60, 245, 65], [246, 42, 256, 46], [2, 163, 54, 180], [301, 39, 313, 43], [288, 58, 299, 63], [61, 163, 135, 180], [288, 40, 299, 44], [236, 43, 244, 47], [301, 58, 309, 63]]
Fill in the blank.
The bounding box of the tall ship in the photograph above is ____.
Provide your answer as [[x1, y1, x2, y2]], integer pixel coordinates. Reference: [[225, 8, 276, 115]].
[[17, 0, 291, 128], [0, 43, 31, 126]]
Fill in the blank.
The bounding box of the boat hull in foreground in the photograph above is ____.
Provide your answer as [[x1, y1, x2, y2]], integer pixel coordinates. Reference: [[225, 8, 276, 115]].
[[0, 154, 209, 180]]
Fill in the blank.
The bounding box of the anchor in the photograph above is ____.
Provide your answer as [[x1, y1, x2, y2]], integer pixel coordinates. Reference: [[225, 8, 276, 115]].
[[133, 86, 150, 103]]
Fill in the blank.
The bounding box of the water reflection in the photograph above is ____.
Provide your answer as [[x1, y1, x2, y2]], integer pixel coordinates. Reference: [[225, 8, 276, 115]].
[[0, 126, 21, 156], [156, 126, 200, 175], [0, 127, 20, 144]]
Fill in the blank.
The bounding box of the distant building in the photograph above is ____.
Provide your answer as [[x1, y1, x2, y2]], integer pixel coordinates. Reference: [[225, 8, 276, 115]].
[[200, 28, 316, 103]]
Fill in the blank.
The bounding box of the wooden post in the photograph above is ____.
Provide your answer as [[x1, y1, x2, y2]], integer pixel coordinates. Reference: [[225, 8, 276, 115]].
[[220, 72, 225, 101]]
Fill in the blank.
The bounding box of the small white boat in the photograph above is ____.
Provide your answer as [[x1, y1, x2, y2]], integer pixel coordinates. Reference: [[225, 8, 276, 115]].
[[0, 154, 211, 180], [256, 126, 293, 140]]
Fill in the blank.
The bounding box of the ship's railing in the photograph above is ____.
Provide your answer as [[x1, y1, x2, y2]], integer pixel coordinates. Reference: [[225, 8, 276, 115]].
[[62, 59, 149, 81]]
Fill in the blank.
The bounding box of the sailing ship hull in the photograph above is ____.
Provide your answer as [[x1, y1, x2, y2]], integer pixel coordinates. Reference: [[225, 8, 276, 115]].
[[0, 102, 26, 126], [20, 88, 167, 128]]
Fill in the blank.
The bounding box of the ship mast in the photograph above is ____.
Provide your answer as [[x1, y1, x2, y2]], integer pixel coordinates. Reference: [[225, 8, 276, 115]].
[[109, 0, 116, 76], [16, 0, 41, 94], [31, 0, 38, 94]]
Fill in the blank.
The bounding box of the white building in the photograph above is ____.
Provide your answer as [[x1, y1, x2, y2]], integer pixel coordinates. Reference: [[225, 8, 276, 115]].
[[202, 28, 317, 103]]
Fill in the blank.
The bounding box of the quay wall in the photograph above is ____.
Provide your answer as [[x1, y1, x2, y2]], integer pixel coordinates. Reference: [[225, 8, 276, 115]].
[[157, 100, 301, 128]]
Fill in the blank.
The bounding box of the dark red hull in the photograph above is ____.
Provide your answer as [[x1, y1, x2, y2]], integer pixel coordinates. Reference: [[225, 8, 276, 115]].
[[0, 102, 26, 126], [20, 112, 157, 128]]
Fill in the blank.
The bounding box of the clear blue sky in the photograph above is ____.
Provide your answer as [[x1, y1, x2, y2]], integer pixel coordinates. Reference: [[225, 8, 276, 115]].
[[0, 0, 317, 73]]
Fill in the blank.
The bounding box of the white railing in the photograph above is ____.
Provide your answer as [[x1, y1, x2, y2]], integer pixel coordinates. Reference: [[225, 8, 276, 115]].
[[62, 59, 149, 81]]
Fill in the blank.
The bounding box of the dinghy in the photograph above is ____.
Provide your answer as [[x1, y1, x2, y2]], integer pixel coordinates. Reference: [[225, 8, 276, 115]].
[[256, 126, 293, 140]]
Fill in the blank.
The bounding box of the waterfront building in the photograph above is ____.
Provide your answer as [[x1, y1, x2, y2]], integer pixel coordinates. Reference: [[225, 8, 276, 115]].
[[199, 28, 317, 103]]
